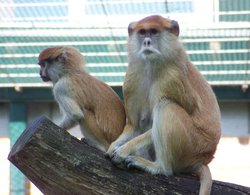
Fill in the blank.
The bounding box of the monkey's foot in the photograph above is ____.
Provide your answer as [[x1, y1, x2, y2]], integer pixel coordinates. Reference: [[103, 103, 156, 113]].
[[125, 156, 146, 171], [109, 145, 130, 169], [125, 156, 163, 175], [105, 144, 116, 158], [105, 141, 123, 159]]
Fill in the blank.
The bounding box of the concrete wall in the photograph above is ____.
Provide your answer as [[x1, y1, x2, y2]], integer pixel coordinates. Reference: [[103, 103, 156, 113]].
[[220, 101, 250, 136], [0, 103, 9, 137]]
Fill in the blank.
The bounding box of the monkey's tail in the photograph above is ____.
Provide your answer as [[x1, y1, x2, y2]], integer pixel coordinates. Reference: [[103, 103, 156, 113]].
[[196, 165, 212, 195]]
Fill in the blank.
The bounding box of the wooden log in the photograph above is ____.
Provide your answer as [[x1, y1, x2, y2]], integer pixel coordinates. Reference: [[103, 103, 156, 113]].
[[8, 116, 250, 195]]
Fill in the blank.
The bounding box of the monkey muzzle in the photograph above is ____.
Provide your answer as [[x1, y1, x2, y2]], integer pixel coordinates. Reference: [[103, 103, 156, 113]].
[[143, 49, 154, 55], [140, 47, 161, 58], [40, 75, 51, 82]]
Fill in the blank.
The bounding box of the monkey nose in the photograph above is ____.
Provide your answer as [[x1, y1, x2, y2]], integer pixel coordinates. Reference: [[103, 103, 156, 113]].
[[143, 37, 151, 47]]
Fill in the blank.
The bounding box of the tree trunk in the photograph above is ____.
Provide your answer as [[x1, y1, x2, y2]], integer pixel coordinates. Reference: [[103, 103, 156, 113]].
[[8, 116, 250, 195]]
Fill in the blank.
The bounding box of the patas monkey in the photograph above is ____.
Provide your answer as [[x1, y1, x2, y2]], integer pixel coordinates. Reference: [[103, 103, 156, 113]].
[[107, 15, 221, 195], [38, 46, 126, 152]]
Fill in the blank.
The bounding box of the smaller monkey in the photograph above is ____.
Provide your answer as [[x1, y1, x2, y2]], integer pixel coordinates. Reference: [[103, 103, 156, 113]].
[[38, 46, 126, 152]]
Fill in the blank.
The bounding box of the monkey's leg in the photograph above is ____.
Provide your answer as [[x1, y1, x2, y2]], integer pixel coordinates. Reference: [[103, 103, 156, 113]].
[[150, 98, 195, 175], [82, 112, 110, 152], [119, 99, 174, 175], [153, 98, 213, 194], [125, 98, 195, 176]]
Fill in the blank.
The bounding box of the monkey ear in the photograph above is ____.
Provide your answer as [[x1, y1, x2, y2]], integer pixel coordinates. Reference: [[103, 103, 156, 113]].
[[58, 49, 68, 63], [170, 20, 180, 37], [128, 22, 136, 36]]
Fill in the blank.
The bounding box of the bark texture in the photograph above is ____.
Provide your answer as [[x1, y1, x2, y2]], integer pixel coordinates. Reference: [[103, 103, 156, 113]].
[[8, 116, 250, 195]]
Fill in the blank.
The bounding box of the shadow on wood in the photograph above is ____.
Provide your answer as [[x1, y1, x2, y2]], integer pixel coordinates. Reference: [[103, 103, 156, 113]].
[[8, 116, 250, 195]]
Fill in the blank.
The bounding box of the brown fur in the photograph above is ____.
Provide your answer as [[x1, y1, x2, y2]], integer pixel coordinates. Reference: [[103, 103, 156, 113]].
[[38, 46, 126, 152], [107, 15, 221, 195]]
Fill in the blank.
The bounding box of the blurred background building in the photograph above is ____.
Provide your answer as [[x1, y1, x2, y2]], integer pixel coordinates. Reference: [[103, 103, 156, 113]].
[[0, 0, 249, 194]]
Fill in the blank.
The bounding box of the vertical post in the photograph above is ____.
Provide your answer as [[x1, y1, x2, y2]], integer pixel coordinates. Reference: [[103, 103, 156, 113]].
[[9, 103, 27, 195]]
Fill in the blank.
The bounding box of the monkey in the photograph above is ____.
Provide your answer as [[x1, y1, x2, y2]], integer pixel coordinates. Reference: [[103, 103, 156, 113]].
[[38, 46, 126, 152], [106, 15, 221, 195]]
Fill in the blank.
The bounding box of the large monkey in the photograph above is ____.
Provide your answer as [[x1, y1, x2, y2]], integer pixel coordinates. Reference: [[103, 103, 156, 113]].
[[106, 15, 221, 195], [38, 46, 126, 152]]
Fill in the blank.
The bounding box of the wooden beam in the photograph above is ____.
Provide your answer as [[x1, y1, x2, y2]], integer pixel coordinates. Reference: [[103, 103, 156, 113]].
[[8, 116, 250, 195]]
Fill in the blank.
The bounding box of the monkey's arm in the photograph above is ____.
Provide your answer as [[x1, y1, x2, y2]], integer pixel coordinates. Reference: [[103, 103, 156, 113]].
[[54, 82, 84, 130], [110, 130, 152, 168], [106, 123, 136, 157], [57, 95, 84, 130]]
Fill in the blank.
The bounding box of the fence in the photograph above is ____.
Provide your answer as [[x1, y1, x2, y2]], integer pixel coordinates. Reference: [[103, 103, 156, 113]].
[[0, 0, 249, 194]]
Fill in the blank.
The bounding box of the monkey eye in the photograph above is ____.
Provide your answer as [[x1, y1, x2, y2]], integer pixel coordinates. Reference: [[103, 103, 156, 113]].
[[38, 62, 44, 66], [138, 29, 146, 36], [150, 29, 159, 36]]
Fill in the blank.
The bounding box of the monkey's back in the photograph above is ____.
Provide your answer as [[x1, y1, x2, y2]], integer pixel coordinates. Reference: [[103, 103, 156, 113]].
[[188, 63, 221, 134], [186, 63, 221, 165], [69, 72, 126, 143]]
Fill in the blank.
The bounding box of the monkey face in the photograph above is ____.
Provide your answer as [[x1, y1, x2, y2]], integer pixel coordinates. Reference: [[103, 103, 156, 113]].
[[137, 28, 162, 59], [38, 46, 85, 83], [38, 59, 65, 83], [38, 61, 51, 82], [128, 15, 180, 62]]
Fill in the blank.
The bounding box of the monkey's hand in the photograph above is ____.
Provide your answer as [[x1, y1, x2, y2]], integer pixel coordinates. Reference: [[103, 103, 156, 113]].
[[106, 124, 136, 158], [110, 146, 149, 172], [106, 141, 121, 158], [109, 144, 132, 169], [106, 134, 134, 159], [59, 119, 76, 131], [125, 156, 145, 171]]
